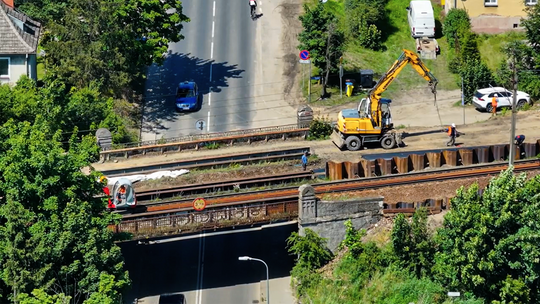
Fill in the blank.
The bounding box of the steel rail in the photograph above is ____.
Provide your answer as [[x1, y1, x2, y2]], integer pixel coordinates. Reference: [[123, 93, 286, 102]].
[[135, 171, 315, 202], [100, 147, 310, 176], [132, 159, 540, 215]]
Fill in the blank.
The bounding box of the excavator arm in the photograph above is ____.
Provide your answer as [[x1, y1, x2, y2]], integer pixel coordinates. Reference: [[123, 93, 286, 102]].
[[368, 49, 438, 128]]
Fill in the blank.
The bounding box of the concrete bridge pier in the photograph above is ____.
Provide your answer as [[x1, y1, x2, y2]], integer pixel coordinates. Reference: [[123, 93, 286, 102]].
[[297, 184, 384, 253]]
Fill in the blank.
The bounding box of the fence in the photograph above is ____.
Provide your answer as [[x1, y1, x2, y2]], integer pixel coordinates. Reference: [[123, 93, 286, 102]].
[[101, 124, 310, 160]]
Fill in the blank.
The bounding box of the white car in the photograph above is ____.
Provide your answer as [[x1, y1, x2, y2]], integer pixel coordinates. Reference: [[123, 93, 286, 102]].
[[472, 87, 531, 112]]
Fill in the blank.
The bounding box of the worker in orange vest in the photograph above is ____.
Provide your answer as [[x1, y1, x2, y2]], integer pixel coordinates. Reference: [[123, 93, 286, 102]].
[[446, 123, 457, 146], [491, 96, 498, 116]]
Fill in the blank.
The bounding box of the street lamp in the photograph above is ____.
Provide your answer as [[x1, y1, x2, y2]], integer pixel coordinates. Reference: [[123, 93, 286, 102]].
[[238, 256, 270, 304]]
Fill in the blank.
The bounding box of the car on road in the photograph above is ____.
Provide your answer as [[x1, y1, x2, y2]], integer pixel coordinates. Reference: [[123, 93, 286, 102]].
[[472, 87, 531, 112], [176, 81, 201, 112], [158, 293, 186, 304]]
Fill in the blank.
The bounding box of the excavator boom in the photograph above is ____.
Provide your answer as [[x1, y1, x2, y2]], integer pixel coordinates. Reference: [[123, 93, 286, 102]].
[[369, 49, 437, 127]]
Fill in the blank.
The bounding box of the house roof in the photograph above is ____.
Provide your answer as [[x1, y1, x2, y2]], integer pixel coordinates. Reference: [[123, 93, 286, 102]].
[[0, 1, 41, 54]]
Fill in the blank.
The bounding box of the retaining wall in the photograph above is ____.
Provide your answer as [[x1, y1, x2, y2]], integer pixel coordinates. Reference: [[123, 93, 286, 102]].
[[297, 184, 383, 252], [326, 142, 539, 180]]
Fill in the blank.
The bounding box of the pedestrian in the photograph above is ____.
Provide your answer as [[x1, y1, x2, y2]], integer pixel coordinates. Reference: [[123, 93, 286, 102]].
[[301, 151, 309, 171], [515, 134, 525, 146], [491, 96, 498, 116], [446, 123, 457, 146]]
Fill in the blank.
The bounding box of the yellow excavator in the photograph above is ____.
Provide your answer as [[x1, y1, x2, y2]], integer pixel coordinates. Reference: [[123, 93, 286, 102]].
[[331, 49, 438, 151]]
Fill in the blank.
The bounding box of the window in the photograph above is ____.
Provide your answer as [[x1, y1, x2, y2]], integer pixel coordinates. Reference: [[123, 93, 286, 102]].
[[484, 0, 497, 6], [526, 0, 537, 5], [0, 58, 9, 78], [176, 88, 195, 98]]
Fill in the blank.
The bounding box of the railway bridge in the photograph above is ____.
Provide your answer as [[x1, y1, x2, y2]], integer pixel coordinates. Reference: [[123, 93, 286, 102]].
[[112, 142, 540, 246]]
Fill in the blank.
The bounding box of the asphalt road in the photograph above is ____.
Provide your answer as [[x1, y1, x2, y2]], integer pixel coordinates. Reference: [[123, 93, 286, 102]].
[[121, 222, 297, 304], [141, 0, 265, 142]]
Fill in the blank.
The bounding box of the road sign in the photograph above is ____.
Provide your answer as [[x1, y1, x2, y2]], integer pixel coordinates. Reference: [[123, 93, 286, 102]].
[[195, 119, 206, 131], [299, 59, 311, 64], [299, 50, 310, 60], [193, 197, 207, 211]]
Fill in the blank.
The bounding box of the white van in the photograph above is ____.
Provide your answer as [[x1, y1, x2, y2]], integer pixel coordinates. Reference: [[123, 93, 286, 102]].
[[406, 0, 436, 38]]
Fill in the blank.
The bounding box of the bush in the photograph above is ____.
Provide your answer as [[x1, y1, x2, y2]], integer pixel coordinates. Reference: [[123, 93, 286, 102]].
[[358, 23, 383, 50], [443, 9, 471, 49], [308, 119, 333, 140], [344, 0, 385, 50]]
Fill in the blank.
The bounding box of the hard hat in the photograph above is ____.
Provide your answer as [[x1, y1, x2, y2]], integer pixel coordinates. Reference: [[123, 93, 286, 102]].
[[451, 123, 456, 128]]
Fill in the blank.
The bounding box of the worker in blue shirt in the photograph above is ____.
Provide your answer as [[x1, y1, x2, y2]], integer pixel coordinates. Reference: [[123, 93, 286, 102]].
[[301, 151, 309, 171], [515, 135, 525, 146]]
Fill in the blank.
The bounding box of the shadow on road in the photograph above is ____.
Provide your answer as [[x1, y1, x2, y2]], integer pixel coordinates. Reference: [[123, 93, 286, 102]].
[[120, 223, 296, 302], [142, 51, 245, 134]]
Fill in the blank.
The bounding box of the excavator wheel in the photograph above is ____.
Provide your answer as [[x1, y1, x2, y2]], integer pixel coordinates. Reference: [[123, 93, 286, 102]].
[[345, 136, 362, 151], [380, 135, 396, 149]]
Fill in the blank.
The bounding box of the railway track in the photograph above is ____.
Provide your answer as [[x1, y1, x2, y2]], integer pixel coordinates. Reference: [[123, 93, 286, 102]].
[[135, 171, 318, 202], [101, 147, 310, 177], [122, 159, 540, 218]]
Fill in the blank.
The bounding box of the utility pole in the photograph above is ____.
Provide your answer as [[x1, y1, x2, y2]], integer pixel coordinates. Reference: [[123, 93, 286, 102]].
[[509, 49, 518, 166]]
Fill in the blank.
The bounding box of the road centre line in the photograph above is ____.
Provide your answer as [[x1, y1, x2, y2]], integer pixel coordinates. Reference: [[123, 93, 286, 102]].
[[208, 92, 212, 106], [213, 1, 216, 17], [212, 21, 215, 38]]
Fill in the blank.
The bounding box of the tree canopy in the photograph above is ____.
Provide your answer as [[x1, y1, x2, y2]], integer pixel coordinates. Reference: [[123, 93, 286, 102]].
[[0, 118, 128, 303], [16, 0, 189, 97]]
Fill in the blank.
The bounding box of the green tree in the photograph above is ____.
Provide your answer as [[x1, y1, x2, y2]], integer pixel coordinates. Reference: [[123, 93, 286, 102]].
[[391, 209, 434, 278], [21, 0, 189, 97], [433, 168, 540, 303], [459, 58, 493, 103], [0, 118, 129, 303], [298, 3, 345, 98], [442, 8, 471, 49], [287, 229, 333, 296], [391, 213, 412, 264]]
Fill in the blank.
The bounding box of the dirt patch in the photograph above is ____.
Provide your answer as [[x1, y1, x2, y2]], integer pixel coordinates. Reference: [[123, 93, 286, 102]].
[[133, 158, 324, 191], [321, 170, 540, 205], [279, 0, 302, 102]]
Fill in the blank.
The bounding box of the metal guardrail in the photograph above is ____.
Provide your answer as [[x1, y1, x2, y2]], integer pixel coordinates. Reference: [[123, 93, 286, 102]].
[[101, 124, 309, 160], [113, 200, 298, 239], [100, 147, 310, 176]]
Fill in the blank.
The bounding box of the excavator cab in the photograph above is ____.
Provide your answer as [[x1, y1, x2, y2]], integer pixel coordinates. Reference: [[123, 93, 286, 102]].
[[111, 178, 136, 209], [380, 99, 393, 129]]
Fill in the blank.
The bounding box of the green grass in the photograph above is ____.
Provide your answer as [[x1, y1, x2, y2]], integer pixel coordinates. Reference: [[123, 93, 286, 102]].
[[478, 31, 526, 71]]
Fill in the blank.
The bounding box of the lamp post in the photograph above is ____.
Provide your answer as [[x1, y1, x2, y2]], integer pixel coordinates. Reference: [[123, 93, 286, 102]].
[[238, 256, 270, 304]]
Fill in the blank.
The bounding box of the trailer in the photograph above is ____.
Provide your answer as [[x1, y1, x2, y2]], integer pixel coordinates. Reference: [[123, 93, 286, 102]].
[[415, 37, 439, 60]]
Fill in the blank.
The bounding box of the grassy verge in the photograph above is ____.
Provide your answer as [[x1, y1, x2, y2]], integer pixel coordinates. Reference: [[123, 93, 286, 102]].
[[478, 31, 526, 71]]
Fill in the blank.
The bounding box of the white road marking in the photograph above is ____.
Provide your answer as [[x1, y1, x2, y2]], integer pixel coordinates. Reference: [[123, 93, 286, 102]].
[[213, 1, 216, 17], [212, 21, 215, 38], [210, 42, 214, 59], [207, 111, 211, 132], [195, 232, 206, 304], [208, 92, 212, 106]]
